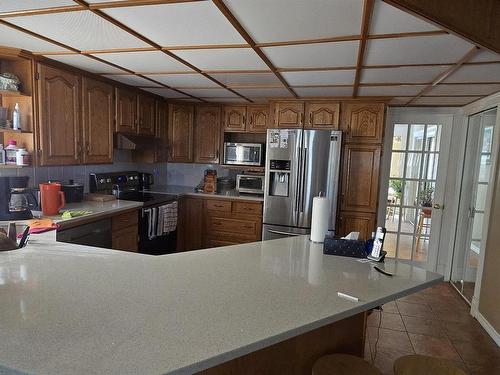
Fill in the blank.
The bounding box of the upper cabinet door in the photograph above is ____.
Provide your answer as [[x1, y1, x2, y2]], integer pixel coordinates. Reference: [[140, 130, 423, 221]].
[[247, 105, 269, 133], [138, 94, 156, 136], [272, 101, 305, 128], [223, 105, 247, 132], [342, 103, 385, 143], [194, 106, 221, 163], [116, 88, 137, 134], [168, 104, 194, 163], [37, 63, 81, 166], [155, 100, 168, 162], [340, 144, 381, 213], [305, 102, 340, 129], [82, 77, 113, 164]]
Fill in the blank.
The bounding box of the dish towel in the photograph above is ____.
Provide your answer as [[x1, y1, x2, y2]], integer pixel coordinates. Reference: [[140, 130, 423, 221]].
[[163, 202, 178, 234]]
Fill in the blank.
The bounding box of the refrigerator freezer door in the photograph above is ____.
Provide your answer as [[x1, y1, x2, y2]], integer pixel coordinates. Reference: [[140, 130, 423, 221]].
[[262, 224, 310, 240], [297, 130, 342, 231], [263, 129, 302, 227]]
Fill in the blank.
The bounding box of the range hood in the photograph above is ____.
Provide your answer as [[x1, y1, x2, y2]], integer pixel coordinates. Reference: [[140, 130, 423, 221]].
[[114, 133, 165, 151]]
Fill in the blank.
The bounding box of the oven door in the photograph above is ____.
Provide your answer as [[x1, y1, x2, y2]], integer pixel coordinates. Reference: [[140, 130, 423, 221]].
[[224, 143, 262, 166]]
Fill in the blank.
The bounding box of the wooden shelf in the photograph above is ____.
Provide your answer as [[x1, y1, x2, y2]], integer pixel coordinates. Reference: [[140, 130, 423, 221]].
[[0, 164, 26, 169], [0, 128, 32, 134], [0, 90, 29, 97]]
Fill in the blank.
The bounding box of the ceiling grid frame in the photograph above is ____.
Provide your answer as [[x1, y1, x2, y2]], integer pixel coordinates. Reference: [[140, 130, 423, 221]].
[[353, 0, 375, 97]]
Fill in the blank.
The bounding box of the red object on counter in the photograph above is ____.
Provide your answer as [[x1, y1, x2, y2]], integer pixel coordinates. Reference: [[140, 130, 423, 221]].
[[39, 183, 65, 216]]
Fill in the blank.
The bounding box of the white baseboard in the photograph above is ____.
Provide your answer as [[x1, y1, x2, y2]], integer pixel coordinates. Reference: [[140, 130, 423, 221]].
[[472, 303, 500, 347]]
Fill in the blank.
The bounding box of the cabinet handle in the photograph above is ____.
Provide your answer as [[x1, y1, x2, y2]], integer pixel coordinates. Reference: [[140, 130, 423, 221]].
[[86, 144, 90, 155], [275, 109, 278, 125], [214, 204, 224, 208], [249, 115, 253, 125], [299, 113, 303, 126], [243, 115, 246, 126], [309, 113, 313, 125]]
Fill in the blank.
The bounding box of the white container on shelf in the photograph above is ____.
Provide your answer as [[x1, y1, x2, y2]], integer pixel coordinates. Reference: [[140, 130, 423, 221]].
[[12, 103, 21, 130], [5, 140, 17, 165], [16, 148, 29, 166]]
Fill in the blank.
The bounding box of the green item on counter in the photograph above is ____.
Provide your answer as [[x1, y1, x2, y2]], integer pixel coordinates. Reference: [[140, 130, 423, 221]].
[[61, 210, 92, 219]]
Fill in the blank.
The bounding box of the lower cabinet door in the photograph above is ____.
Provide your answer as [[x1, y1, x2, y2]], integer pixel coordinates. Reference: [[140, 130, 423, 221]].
[[179, 197, 203, 251], [205, 238, 240, 248], [112, 225, 138, 252], [338, 211, 376, 241]]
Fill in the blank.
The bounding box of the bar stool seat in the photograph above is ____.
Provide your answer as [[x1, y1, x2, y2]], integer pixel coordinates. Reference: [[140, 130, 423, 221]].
[[394, 354, 466, 375], [312, 354, 382, 375]]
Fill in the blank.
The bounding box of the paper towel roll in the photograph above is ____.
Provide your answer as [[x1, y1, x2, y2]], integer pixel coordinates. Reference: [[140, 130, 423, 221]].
[[310, 196, 330, 243]]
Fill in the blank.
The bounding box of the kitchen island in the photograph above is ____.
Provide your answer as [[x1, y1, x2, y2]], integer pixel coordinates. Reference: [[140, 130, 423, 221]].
[[0, 232, 442, 375]]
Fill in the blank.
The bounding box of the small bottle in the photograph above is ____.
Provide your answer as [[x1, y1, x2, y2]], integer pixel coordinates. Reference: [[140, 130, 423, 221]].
[[16, 148, 29, 166], [0, 144, 5, 165], [12, 103, 20, 131], [5, 139, 18, 165]]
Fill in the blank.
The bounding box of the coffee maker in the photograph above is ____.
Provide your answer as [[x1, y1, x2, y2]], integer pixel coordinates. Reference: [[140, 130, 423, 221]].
[[0, 176, 37, 220]]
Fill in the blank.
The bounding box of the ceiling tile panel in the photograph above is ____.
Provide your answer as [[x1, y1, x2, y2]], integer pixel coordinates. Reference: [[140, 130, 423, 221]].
[[364, 35, 474, 66], [143, 74, 219, 88], [178, 88, 238, 98], [92, 51, 192, 73], [468, 49, 500, 63], [174, 48, 268, 70], [370, 0, 440, 34], [0, 0, 75, 12], [209, 72, 280, 87], [413, 96, 480, 105], [104, 2, 245, 46], [262, 41, 359, 68], [361, 66, 449, 84], [140, 88, 189, 99], [224, 0, 363, 43], [201, 97, 251, 103], [0, 24, 69, 52], [102, 74, 162, 87], [427, 84, 500, 96], [358, 85, 427, 96], [294, 87, 354, 97], [233, 88, 292, 97], [282, 70, 356, 85], [443, 64, 500, 83], [7, 11, 149, 51], [45, 54, 126, 74]]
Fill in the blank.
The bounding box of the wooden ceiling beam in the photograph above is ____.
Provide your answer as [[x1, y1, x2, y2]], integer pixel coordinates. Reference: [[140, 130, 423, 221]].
[[72, 0, 252, 102], [405, 46, 480, 105], [212, 0, 298, 99], [352, 0, 375, 97]]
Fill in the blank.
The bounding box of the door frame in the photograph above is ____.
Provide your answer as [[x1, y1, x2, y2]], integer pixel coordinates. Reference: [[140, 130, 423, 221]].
[[379, 107, 457, 271], [460, 92, 500, 317]]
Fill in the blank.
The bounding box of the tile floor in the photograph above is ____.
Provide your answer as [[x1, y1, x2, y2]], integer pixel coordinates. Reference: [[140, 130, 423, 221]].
[[365, 282, 500, 374]]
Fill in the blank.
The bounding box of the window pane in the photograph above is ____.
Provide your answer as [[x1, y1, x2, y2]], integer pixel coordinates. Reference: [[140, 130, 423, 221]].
[[405, 152, 422, 179], [390, 152, 405, 178], [414, 234, 428, 262], [482, 126, 493, 153], [475, 184, 488, 211], [388, 179, 402, 205], [384, 233, 397, 258], [423, 153, 439, 180], [398, 235, 413, 260], [393, 124, 408, 150], [408, 124, 425, 151], [425, 125, 442, 152], [385, 206, 400, 232], [400, 207, 417, 234], [403, 180, 419, 206], [478, 154, 491, 183]]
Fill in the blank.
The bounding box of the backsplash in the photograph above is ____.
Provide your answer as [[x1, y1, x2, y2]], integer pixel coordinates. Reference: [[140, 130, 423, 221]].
[[166, 163, 230, 187]]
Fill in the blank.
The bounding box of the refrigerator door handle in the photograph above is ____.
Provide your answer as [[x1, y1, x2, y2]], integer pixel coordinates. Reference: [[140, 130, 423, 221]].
[[295, 132, 303, 213], [267, 229, 302, 237], [300, 146, 308, 213]]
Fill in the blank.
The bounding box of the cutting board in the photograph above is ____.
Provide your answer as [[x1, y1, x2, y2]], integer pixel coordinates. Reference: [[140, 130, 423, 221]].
[[84, 193, 116, 202]]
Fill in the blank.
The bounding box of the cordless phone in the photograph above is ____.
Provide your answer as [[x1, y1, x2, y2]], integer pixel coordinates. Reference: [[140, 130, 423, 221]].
[[368, 227, 387, 262]]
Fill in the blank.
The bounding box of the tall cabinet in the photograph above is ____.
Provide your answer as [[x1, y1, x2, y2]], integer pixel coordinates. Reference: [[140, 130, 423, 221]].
[[338, 102, 385, 240]]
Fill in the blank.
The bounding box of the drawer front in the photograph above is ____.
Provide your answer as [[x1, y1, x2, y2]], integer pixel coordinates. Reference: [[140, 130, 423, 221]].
[[206, 199, 232, 212], [112, 210, 138, 231], [207, 216, 260, 237], [233, 201, 262, 216]]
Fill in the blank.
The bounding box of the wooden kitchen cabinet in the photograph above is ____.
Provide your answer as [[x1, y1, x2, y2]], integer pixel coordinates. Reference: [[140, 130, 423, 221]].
[[194, 105, 221, 163], [271, 101, 305, 128], [138, 93, 156, 136], [337, 211, 376, 241], [177, 196, 204, 251], [168, 103, 194, 163], [115, 87, 137, 134], [247, 105, 269, 133], [305, 101, 340, 129], [82, 77, 113, 164], [223, 105, 247, 132], [111, 210, 139, 252], [37, 63, 81, 166], [155, 100, 169, 162], [342, 102, 385, 144], [340, 144, 381, 213]]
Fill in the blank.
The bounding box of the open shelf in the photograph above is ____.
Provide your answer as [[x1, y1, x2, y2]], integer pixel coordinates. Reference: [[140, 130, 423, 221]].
[[0, 128, 33, 134]]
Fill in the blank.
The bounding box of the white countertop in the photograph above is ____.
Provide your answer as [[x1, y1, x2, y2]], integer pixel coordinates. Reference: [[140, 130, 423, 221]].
[[0, 233, 442, 375], [150, 185, 264, 202]]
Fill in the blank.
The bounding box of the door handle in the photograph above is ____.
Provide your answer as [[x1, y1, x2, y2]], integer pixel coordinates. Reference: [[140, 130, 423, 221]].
[[267, 229, 301, 237], [433, 203, 443, 210]]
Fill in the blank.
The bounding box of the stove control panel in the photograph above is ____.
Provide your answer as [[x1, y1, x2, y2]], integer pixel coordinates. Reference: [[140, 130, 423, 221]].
[[89, 171, 140, 193]]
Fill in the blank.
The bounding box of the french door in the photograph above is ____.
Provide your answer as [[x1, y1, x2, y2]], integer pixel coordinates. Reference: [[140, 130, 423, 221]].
[[381, 111, 452, 269]]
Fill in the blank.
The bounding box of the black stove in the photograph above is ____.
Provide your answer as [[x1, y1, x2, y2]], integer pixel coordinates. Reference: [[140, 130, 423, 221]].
[[114, 190, 177, 207]]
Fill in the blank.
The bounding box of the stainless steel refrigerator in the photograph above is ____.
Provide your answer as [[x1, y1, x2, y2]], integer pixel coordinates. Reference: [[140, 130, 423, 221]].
[[263, 129, 342, 240]]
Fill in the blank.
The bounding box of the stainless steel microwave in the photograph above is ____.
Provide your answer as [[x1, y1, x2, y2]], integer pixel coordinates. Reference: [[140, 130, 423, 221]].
[[223, 142, 263, 166], [236, 174, 265, 195]]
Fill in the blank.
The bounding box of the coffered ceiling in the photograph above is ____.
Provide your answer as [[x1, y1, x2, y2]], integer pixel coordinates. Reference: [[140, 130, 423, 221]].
[[0, 0, 499, 106]]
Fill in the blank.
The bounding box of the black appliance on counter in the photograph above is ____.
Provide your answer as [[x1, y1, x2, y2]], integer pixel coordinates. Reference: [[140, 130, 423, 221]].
[[89, 171, 177, 255], [0, 176, 38, 220]]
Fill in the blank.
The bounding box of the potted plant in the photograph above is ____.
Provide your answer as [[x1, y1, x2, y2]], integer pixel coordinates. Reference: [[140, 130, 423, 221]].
[[417, 186, 434, 215]]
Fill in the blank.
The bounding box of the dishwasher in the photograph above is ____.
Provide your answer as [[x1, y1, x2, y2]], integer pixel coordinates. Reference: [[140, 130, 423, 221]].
[[56, 218, 112, 249]]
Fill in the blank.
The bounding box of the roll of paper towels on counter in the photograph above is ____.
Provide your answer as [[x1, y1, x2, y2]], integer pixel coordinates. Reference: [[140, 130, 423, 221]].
[[310, 195, 331, 243]]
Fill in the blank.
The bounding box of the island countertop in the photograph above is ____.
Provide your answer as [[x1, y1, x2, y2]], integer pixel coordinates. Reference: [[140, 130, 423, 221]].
[[0, 233, 442, 375]]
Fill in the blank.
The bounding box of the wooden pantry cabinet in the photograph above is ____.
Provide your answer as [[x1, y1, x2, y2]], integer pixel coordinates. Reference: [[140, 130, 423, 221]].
[[270, 100, 340, 129], [271, 101, 304, 128], [194, 105, 221, 163], [223, 105, 269, 133], [341, 102, 384, 144], [168, 103, 194, 163], [305, 101, 340, 129]]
